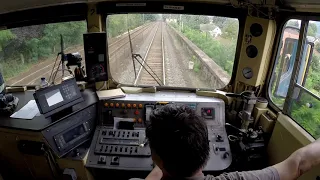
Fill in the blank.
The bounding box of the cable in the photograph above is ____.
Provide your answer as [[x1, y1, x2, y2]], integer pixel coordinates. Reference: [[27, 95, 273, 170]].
[[98, 81, 107, 91], [97, 79, 113, 91], [48, 54, 60, 85]]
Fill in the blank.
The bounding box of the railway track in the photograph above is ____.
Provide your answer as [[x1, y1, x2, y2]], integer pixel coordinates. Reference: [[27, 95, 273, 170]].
[[108, 22, 155, 58], [134, 22, 165, 86]]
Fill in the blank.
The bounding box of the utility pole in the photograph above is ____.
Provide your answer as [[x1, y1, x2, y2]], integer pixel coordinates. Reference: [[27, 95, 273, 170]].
[[180, 14, 182, 32], [126, 14, 129, 29], [143, 14, 145, 23]]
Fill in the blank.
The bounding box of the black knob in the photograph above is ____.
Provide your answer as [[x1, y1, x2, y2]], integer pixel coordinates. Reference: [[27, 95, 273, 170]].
[[102, 131, 106, 135], [223, 152, 230, 159], [316, 176, 320, 180], [216, 135, 223, 142]]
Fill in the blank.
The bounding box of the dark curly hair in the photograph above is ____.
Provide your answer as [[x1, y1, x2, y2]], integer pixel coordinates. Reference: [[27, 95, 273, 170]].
[[146, 104, 210, 177]]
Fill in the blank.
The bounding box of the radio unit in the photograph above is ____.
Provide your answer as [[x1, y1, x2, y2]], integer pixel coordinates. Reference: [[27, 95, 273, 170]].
[[33, 78, 83, 117]]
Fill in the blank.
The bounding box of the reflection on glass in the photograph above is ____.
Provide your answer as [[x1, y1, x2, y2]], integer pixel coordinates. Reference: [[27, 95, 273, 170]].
[[106, 14, 239, 89], [270, 19, 301, 109]]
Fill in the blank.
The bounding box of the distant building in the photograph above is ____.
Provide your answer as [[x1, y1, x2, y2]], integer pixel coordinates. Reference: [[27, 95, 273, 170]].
[[166, 19, 177, 23], [200, 23, 222, 38], [210, 27, 222, 38]]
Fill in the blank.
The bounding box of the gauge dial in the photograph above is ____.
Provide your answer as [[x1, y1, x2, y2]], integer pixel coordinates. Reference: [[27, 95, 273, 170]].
[[91, 64, 105, 78], [242, 67, 253, 79]]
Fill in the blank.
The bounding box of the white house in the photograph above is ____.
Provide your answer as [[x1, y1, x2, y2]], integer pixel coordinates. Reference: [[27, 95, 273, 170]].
[[200, 23, 222, 38], [210, 27, 222, 38]]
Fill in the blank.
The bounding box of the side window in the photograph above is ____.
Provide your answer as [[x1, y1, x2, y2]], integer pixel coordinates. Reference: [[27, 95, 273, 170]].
[[269, 19, 320, 138], [270, 19, 301, 109], [0, 21, 87, 86]]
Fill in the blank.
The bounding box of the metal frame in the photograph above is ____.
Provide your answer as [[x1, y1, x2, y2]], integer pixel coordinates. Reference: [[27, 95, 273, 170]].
[[267, 14, 320, 112], [268, 16, 320, 114], [294, 83, 320, 102], [282, 18, 308, 114]]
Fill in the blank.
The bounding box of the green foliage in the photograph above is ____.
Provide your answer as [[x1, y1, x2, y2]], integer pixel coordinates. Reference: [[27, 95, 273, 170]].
[[20, 21, 87, 61], [222, 19, 239, 40], [308, 23, 318, 37], [291, 92, 320, 138], [107, 14, 145, 38], [287, 20, 300, 28], [0, 21, 87, 82], [316, 43, 320, 53], [181, 15, 210, 30], [181, 26, 235, 75], [0, 30, 16, 51]]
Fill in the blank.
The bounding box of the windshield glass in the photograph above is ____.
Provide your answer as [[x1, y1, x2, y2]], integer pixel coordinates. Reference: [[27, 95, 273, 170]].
[[0, 21, 87, 86], [107, 14, 239, 89]]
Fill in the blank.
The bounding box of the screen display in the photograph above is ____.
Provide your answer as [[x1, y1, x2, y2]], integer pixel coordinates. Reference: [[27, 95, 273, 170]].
[[45, 89, 64, 107], [98, 54, 105, 62], [63, 124, 86, 143]]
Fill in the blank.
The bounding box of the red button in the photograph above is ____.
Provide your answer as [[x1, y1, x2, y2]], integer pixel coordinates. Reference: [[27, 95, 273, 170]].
[[134, 110, 140, 115], [207, 110, 211, 114]]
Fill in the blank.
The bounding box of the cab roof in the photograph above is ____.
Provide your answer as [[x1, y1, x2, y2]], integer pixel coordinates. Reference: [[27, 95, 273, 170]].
[[0, 0, 319, 15]]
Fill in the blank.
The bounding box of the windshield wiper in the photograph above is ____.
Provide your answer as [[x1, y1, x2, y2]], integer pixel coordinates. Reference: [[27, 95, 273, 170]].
[[127, 29, 163, 86]]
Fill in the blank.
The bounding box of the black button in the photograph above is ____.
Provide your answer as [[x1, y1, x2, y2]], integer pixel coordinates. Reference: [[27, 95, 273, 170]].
[[223, 152, 230, 159], [111, 156, 120, 165], [219, 147, 226, 151], [216, 135, 223, 142], [98, 155, 106, 164]]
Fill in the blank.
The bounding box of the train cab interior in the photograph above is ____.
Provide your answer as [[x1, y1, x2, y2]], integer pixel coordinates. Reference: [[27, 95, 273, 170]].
[[0, 0, 319, 179]]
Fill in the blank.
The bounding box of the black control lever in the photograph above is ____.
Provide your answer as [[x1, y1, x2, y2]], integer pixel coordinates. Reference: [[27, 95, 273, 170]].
[[225, 123, 247, 136], [225, 91, 258, 100]]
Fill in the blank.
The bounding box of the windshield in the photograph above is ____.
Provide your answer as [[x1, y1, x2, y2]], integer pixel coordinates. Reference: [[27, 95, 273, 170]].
[[0, 21, 87, 86], [107, 14, 239, 89]]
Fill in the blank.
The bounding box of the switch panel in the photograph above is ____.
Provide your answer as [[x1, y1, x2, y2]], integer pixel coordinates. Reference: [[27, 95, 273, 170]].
[[87, 92, 231, 171]]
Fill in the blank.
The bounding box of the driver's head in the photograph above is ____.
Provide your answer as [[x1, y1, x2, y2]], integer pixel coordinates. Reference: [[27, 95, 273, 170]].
[[146, 104, 210, 177]]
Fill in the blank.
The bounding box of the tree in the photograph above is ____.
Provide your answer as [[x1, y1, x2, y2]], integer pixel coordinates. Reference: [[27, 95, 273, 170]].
[[181, 15, 210, 30], [0, 30, 16, 51], [144, 14, 158, 22], [211, 17, 228, 28], [308, 23, 318, 37], [287, 20, 300, 28], [222, 19, 239, 40]]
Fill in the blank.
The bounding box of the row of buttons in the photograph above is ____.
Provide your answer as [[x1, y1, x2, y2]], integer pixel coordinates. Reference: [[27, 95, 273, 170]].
[[104, 103, 143, 109], [102, 130, 140, 138], [99, 145, 138, 154]]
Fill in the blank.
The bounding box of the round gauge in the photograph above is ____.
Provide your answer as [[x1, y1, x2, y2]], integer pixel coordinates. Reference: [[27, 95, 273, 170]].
[[250, 23, 263, 37], [242, 67, 253, 79], [91, 64, 105, 78], [246, 45, 258, 58]]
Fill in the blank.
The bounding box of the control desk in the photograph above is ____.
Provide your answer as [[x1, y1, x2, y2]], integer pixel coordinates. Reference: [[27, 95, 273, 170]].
[[86, 92, 232, 172]]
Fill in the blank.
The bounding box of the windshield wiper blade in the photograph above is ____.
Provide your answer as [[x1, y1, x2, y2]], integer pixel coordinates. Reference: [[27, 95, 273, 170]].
[[133, 53, 163, 86], [127, 28, 163, 86], [128, 29, 137, 79]]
